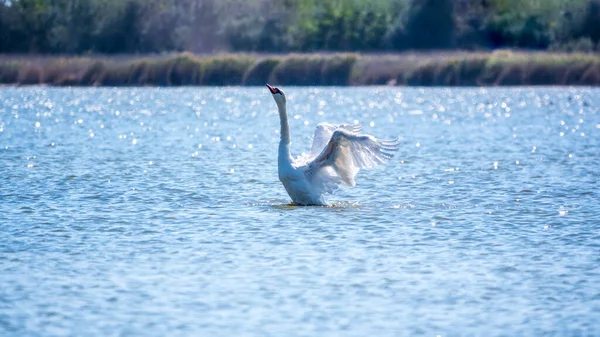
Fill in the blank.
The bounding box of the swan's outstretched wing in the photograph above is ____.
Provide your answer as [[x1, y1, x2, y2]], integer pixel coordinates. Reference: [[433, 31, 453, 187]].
[[304, 130, 400, 194], [309, 123, 362, 160]]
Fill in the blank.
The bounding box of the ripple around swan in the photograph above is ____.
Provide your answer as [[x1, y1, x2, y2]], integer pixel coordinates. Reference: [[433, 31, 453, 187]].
[[1, 87, 599, 336]]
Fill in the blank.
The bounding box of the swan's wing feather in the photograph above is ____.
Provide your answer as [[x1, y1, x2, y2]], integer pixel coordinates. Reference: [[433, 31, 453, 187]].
[[309, 122, 362, 160], [304, 130, 400, 193], [338, 123, 363, 134]]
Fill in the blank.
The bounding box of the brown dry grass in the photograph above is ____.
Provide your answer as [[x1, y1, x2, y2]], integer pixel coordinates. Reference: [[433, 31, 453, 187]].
[[1, 51, 599, 86]]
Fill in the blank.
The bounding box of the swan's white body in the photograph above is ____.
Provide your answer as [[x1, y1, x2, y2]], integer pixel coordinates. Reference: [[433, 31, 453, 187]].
[[267, 84, 400, 205]]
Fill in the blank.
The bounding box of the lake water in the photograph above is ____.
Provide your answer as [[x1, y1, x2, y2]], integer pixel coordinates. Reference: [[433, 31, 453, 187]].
[[1, 87, 599, 336]]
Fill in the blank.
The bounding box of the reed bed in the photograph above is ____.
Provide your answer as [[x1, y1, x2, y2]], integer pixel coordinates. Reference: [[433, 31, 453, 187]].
[[1, 51, 599, 86]]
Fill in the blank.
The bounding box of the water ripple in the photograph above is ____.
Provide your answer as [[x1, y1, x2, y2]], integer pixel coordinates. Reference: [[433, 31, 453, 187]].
[[1, 87, 599, 336]]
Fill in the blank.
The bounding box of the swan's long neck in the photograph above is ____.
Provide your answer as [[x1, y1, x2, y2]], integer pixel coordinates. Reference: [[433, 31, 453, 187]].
[[276, 100, 292, 164]]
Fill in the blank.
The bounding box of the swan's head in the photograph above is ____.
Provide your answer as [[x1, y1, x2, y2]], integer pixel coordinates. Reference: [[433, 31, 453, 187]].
[[266, 84, 286, 105]]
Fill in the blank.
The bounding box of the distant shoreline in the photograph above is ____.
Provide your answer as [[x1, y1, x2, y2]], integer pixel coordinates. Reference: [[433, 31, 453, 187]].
[[1, 51, 599, 87]]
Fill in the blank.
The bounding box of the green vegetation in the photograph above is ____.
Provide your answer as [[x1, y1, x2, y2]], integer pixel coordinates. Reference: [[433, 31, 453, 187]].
[[1, 0, 600, 54], [2, 52, 600, 86]]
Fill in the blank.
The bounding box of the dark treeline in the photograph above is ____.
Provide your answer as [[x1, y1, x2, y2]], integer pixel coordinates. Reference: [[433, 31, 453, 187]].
[[1, 0, 600, 54]]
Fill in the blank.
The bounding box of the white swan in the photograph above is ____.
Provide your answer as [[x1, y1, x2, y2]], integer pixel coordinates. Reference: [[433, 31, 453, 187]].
[[267, 84, 401, 206]]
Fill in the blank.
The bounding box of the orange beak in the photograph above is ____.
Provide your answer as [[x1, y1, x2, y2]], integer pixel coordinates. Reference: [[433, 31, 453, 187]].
[[266, 83, 278, 94]]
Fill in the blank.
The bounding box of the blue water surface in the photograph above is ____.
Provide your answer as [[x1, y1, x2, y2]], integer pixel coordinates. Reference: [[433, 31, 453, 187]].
[[1, 87, 599, 336]]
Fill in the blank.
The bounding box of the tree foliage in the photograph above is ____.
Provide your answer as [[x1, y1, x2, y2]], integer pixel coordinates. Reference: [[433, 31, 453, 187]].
[[0, 0, 598, 53]]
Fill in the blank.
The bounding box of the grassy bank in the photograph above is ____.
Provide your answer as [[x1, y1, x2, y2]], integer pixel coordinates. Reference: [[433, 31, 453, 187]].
[[1, 52, 600, 86]]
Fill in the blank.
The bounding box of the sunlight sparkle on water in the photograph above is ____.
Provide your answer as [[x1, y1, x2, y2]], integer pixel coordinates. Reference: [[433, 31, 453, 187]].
[[1, 87, 598, 337]]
